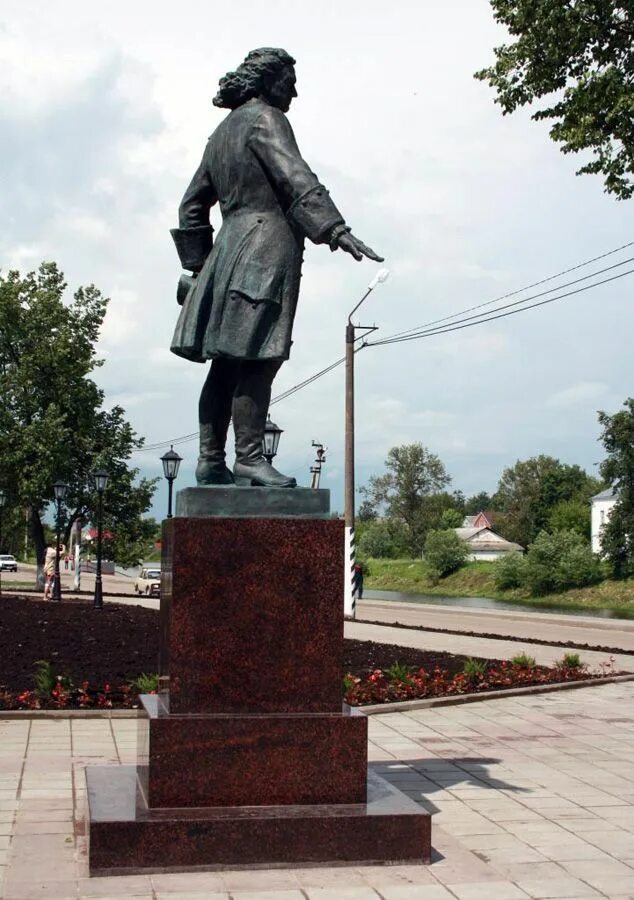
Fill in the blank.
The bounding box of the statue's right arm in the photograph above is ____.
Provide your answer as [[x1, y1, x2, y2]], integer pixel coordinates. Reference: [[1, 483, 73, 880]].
[[170, 152, 217, 272]]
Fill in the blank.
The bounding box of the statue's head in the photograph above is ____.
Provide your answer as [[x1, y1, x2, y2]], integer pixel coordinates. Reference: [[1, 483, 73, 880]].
[[213, 48, 297, 111]]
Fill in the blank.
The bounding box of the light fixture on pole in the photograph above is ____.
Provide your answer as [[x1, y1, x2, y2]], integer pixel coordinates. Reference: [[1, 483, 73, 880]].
[[262, 416, 283, 465], [0, 489, 5, 598], [52, 480, 68, 604], [344, 268, 390, 619], [161, 446, 182, 519], [92, 468, 109, 610]]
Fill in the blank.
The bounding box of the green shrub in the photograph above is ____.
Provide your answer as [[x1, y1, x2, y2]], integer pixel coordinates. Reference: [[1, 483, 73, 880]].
[[129, 673, 159, 694], [385, 662, 415, 684], [463, 658, 487, 681], [357, 520, 411, 559], [493, 551, 527, 590], [423, 529, 469, 580], [511, 652, 536, 668], [560, 652, 582, 669], [524, 530, 602, 595], [32, 660, 57, 699]]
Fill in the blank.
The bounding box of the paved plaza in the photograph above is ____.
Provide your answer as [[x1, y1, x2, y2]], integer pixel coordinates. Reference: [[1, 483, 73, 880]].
[[1, 681, 633, 899]]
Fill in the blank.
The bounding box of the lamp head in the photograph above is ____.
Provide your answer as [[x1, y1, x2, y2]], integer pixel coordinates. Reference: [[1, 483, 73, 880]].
[[262, 416, 283, 461], [52, 480, 68, 502], [161, 446, 183, 481], [93, 468, 109, 493], [368, 267, 390, 291]]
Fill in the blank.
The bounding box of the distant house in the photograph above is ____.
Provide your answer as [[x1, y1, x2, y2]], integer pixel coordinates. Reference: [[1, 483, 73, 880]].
[[591, 487, 616, 555], [462, 512, 493, 530], [454, 525, 524, 561]]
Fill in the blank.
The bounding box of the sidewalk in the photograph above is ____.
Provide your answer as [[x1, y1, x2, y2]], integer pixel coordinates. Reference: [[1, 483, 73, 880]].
[[358, 598, 634, 652], [1, 681, 634, 899]]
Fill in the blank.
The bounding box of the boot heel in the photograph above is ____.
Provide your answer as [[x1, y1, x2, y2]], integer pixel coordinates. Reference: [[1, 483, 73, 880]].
[[234, 475, 253, 487]]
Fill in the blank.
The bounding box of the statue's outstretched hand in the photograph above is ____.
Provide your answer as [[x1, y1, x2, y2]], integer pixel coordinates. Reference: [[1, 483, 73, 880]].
[[338, 232, 384, 262]]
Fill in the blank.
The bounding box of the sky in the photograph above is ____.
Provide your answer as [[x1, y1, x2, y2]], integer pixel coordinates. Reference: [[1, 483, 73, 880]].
[[1, 0, 632, 519]]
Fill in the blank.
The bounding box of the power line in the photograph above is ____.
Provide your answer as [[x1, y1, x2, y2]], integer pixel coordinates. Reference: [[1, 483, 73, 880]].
[[367, 268, 634, 348], [367, 259, 634, 347], [379, 239, 634, 343]]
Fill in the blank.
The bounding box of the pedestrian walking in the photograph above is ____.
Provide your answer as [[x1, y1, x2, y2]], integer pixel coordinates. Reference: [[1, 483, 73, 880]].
[[353, 563, 364, 600]]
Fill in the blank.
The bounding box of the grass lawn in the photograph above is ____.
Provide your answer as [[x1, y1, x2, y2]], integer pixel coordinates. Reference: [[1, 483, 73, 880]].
[[364, 558, 634, 618]]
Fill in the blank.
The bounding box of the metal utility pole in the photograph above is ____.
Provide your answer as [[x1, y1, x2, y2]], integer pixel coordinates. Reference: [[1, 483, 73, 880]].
[[343, 269, 389, 618], [310, 441, 327, 490]]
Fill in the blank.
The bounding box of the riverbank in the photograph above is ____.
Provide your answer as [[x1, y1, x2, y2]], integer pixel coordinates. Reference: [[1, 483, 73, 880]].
[[364, 558, 634, 618]]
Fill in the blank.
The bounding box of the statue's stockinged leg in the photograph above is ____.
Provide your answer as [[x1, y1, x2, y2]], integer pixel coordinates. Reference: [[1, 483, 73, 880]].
[[196, 359, 240, 485], [232, 360, 297, 488]]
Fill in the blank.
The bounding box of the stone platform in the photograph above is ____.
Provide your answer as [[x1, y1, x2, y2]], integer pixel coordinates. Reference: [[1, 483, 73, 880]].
[[87, 766, 430, 875], [175, 485, 330, 518], [86, 505, 431, 873]]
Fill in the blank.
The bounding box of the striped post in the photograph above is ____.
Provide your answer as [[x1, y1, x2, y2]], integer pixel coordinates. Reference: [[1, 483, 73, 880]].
[[344, 525, 356, 618]]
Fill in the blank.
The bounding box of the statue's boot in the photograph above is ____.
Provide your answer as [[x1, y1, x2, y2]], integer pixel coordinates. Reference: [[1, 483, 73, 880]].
[[232, 360, 296, 488], [196, 360, 237, 486]]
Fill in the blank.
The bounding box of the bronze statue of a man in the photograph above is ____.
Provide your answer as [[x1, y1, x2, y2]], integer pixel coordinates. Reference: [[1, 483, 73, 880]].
[[171, 48, 382, 488]]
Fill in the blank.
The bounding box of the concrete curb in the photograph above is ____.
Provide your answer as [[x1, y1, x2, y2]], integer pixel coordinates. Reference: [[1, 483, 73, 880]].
[[359, 672, 634, 715], [0, 708, 143, 720]]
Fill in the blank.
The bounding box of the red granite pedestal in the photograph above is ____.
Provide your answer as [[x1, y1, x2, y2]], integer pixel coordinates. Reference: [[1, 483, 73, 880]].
[[86, 500, 431, 874]]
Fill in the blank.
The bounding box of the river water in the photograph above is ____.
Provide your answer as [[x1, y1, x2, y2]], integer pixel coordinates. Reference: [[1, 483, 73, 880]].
[[364, 589, 628, 619]]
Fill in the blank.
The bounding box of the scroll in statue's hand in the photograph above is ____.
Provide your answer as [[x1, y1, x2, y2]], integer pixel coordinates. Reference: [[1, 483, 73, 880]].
[[337, 232, 384, 263]]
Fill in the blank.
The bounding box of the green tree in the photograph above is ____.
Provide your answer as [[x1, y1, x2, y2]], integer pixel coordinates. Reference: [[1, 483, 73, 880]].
[[359, 444, 452, 554], [548, 497, 591, 539], [493, 551, 527, 590], [0, 263, 158, 576], [598, 398, 634, 577], [475, 1, 634, 199], [423, 529, 470, 581], [464, 491, 493, 514], [357, 519, 411, 559], [440, 508, 464, 529], [523, 529, 602, 595], [493, 455, 600, 547]]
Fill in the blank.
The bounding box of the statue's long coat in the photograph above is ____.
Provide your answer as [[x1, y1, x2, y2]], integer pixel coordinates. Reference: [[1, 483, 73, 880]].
[[170, 98, 344, 362]]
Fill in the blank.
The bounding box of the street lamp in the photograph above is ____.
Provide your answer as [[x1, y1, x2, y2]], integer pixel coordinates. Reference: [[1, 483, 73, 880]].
[[92, 468, 109, 610], [344, 268, 390, 618], [161, 446, 182, 518], [262, 416, 283, 465], [0, 489, 5, 598], [52, 480, 68, 603]]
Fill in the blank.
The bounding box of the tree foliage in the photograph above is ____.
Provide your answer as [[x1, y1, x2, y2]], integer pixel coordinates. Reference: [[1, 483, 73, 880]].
[[475, 1, 634, 199], [523, 529, 602, 595], [493, 455, 600, 547], [464, 491, 493, 514], [423, 529, 470, 581], [598, 397, 634, 577], [357, 519, 411, 559], [0, 263, 158, 570], [359, 444, 452, 553]]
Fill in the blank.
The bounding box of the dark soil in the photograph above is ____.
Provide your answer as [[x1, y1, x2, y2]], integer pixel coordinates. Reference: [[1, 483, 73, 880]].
[[0, 595, 484, 694]]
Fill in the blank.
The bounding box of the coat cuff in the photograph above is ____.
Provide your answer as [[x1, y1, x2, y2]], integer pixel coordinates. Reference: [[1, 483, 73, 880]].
[[287, 185, 344, 243], [170, 225, 214, 271]]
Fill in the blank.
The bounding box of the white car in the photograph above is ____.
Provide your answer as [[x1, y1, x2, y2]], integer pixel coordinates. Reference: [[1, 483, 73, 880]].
[[0, 554, 18, 573], [134, 567, 161, 597]]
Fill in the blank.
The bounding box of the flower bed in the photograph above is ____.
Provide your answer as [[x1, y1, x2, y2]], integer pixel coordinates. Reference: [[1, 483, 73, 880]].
[[343, 655, 618, 706], [0, 595, 621, 710]]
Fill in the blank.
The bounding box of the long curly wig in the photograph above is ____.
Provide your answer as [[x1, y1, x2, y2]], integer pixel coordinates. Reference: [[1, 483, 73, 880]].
[[213, 47, 296, 110]]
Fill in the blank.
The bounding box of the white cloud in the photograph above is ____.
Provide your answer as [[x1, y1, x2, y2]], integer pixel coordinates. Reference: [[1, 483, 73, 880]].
[[547, 382, 609, 409]]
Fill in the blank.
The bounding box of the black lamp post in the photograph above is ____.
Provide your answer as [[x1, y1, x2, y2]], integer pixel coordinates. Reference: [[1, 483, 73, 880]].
[[0, 489, 5, 598], [52, 480, 68, 603], [160, 446, 182, 518], [262, 415, 283, 465], [92, 468, 109, 610]]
